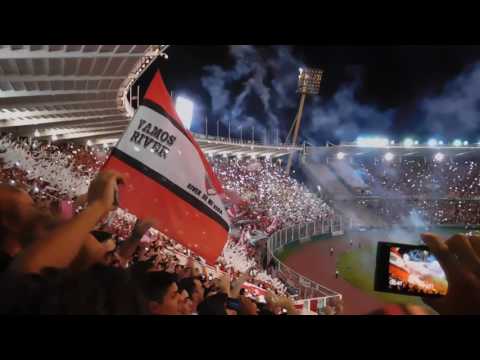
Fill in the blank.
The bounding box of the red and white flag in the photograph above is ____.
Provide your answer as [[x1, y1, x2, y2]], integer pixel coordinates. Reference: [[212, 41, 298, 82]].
[[103, 71, 230, 264]]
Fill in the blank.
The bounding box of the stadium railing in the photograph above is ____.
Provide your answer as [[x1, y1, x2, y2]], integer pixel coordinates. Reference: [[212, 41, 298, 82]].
[[266, 216, 344, 314]]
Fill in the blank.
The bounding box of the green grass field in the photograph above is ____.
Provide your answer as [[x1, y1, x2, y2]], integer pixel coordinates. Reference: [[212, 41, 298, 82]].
[[337, 244, 424, 305]]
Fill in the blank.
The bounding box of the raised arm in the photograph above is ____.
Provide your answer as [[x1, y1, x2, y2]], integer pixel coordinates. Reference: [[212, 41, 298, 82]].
[[10, 171, 125, 274]]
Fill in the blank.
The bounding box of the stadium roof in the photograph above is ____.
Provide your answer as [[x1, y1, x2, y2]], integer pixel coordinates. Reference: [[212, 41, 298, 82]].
[[0, 45, 303, 159], [0, 45, 169, 144], [194, 134, 303, 159]]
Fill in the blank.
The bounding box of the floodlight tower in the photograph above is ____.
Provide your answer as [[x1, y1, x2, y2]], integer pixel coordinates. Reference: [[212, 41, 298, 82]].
[[285, 67, 323, 175]]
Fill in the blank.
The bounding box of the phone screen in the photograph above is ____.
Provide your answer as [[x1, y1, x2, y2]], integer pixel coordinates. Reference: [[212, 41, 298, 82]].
[[375, 242, 448, 297]]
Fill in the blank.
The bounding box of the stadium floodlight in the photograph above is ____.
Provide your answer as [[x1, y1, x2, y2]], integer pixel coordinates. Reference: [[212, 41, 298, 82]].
[[286, 67, 324, 175], [464, 140, 469, 146], [51, 134, 58, 142], [439, 140, 444, 145], [384, 152, 394, 161], [403, 138, 414, 147], [336, 152, 346, 160], [453, 139, 462, 147], [427, 139, 438, 147], [434, 152, 445, 162], [297, 68, 323, 95], [175, 96, 194, 130], [356, 136, 389, 147], [414, 140, 419, 145], [390, 140, 395, 145]]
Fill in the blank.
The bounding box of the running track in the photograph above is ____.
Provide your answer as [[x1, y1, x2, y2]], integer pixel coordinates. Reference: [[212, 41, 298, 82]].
[[284, 236, 387, 315]]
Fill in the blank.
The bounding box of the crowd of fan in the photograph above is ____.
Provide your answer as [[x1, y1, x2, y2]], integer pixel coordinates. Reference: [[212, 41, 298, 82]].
[[0, 134, 340, 299], [351, 156, 480, 225], [0, 134, 341, 314], [0, 168, 309, 315], [1, 134, 479, 314], [213, 157, 334, 231]]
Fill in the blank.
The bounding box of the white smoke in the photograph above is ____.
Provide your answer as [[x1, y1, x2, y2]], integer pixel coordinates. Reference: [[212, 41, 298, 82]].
[[201, 45, 305, 137], [418, 62, 480, 137]]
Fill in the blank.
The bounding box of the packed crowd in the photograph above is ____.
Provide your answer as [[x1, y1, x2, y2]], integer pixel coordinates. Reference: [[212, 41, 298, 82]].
[[356, 157, 480, 198], [0, 171, 303, 315], [0, 134, 340, 314], [0, 134, 340, 299], [1, 133, 479, 314], [350, 156, 480, 225], [213, 157, 334, 231]]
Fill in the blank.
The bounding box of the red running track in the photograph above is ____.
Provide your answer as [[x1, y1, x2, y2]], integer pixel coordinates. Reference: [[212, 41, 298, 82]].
[[283, 237, 386, 315]]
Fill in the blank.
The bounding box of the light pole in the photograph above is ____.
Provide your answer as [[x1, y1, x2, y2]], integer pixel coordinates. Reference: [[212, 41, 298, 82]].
[[285, 67, 323, 175], [228, 118, 231, 142]]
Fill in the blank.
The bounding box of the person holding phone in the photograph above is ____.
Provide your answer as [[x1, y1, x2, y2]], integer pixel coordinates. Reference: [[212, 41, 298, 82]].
[[420, 233, 480, 315]]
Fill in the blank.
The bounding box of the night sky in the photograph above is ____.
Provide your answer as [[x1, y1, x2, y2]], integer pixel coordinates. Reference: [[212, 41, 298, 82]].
[[135, 46, 480, 145]]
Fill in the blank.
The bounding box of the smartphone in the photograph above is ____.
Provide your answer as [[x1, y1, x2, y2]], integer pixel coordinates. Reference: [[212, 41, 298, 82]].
[[226, 298, 241, 311], [374, 242, 448, 297]]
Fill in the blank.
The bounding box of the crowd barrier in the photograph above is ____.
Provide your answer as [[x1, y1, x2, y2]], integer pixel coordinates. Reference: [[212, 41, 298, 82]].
[[266, 217, 344, 314]]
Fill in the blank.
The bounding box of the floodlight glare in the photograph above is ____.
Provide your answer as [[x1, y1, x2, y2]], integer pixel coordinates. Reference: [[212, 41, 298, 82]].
[[403, 138, 414, 147], [427, 139, 438, 147], [175, 96, 194, 130], [434, 152, 445, 162], [336, 152, 346, 160], [384, 152, 394, 161], [463, 140, 469, 146], [356, 136, 389, 147], [453, 139, 462, 147], [438, 140, 444, 145]]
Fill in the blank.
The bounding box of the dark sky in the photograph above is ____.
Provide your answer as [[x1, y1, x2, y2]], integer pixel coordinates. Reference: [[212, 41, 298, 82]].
[[135, 46, 480, 145]]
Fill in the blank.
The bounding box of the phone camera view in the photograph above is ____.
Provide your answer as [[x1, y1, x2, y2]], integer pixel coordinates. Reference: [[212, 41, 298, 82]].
[[388, 246, 448, 296]]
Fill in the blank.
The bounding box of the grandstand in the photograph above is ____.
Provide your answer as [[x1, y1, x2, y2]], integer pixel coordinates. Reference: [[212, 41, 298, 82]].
[[0, 45, 345, 315]]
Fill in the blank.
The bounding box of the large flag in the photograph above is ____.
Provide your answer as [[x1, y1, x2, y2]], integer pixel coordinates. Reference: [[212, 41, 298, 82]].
[[103, 71, 230, 264]]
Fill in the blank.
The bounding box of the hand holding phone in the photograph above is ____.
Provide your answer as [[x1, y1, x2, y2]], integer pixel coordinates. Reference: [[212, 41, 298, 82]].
[[419, 233, 480, 315]]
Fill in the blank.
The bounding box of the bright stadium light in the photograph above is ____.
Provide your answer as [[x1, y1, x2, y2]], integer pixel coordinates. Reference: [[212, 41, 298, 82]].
[[434, 152, 445, 162], [414, 140, 419, 145], [464, 140, 469, 146], [403, 138, 414, 147], [336, 152, 346, 160], [356, 136, 389, 147], [390, 140, 395, 145], [175, 96, 194, 130], [384, 152, 394, 161], [453, 139, 462, 147], [438, 140, 444, 145], [427, 139, 438, 147]]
